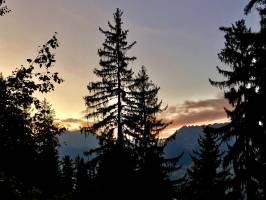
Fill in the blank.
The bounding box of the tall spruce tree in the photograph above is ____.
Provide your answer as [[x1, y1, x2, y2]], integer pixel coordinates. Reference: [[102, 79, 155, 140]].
[[84, 8, 136, 144], [126, 66, 182, 200], [244, 1, 266, 196], [185, 127, 228, 200], [84, 8, 137, 200], [208, 1, 266, 198], [208, 18, 262, 200]]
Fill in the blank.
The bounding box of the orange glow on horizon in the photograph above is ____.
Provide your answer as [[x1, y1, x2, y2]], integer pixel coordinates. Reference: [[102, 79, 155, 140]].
[[57, 116, 228, 138], [160, 118, 228, 138]]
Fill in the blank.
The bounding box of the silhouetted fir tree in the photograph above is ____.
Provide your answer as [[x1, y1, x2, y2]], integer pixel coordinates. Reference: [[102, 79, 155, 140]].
[[74, 156, 89, 200], [84, 8, 136, 143], [125, 66, 168, 141], [84, 8, 137, 200], [32, 99, 64, 198], [185, 127, 228, 200], [206, 1, 266, 199], [208, 19, 262, 199], [126, 66, 183, 200], [244, 1, 266, 197], [61, 155, 74, 196], [0, 34, 63, 197]]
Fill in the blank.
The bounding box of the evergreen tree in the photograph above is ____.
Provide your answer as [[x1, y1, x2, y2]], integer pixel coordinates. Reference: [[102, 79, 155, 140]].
[[0, 72, 36, 192], [84, 8, 136, 143], [185, 127, 228, 200], [244, 1, 266, 196], [32, 99, 65, 198], [61, 155, 74, 196], [209, 1, 266, 199], [84, 8, 137, 200], [209, 19, 262, 200], [126, 66, 182, 200], [125, 66, 167, 141], [74, 156, 89, 200]]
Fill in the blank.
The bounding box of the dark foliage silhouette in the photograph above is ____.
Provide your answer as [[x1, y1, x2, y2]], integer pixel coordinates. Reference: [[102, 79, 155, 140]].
[[61, 155, 74, 196], [74, 156, 90, 200], [208, 1, 266, 199], [244, 0, 266, 14], [209, 20, 261, 200], [0, 0, 11, 16], [84, 9, 183, 200], [184, 127, 228, 200], [0, 34, 63, 199], [84, 8, 136, 143], [2, 2, 266, 199], [83, 8, 138, 200], [32, 99, 65, 198], [126, 66, 183, 200]]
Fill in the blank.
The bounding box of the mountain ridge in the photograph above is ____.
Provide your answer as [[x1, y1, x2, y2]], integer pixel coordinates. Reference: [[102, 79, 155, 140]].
[[58, 123, 227, 165]]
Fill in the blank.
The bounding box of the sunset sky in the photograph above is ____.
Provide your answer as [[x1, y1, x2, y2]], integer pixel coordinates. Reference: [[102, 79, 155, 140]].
[[0, 0, 260, 137]]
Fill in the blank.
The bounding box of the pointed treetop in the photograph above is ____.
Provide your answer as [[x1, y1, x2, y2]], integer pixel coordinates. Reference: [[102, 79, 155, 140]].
[[115, 8, 123, 17]]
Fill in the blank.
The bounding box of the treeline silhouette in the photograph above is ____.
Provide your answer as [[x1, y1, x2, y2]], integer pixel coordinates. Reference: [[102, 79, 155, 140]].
[[0, 1, 266, 199]]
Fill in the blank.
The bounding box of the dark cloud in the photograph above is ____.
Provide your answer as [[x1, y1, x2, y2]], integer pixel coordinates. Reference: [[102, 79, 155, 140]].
[[160, 97, 231, 137], [167, 97, 229, 113]]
